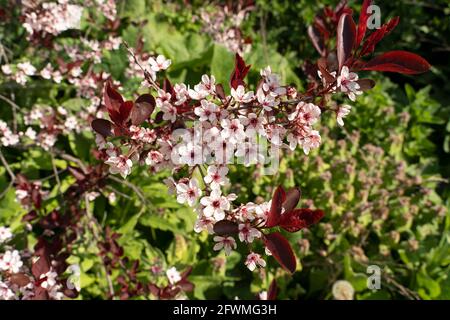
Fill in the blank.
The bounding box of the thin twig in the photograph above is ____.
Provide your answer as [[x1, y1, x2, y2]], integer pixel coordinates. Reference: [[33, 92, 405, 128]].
[[56, 152, 89, 174], [0, 94, 21, 111], [105, 185, 132, 200], [0, 149, 15, 180], [108, 175, 149, 206], [84, 195, 115, 298], [50, 152, 62, 195]]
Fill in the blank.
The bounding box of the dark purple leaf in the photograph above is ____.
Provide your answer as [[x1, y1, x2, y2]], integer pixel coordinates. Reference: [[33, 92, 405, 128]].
[[131, 94, 155, 125], [337, 13, 356, 71], [213, 220, 239, 235], [282, 187, 301, 214], [267, 279, 278, 300], [264, 232, 296, 274], [91, 118, 113, 137], [361, 50, 431, 74], [265, 186, 286, 228], [357, 78, 376, 91], [308, 25, 326, 57], [279, 208, 324, 233], [360, 17, 400, 56], [356, 0, 372, 47], [32, 255, 51, 279]]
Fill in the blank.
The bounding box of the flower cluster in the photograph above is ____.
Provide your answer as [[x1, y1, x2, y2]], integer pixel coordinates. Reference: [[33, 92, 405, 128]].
[[0, 120, 19, 147], [22, 0, 84, 38], [91, 5, 431, 268], [0, 226, 74, 300], [1, 61, 36, 85], [199, 2, 254, 55]]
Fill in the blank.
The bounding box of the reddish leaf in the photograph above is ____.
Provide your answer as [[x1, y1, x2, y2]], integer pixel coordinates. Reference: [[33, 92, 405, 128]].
[[31, 188, 41, 209], [264, 232, 296, 274], [282, 187, 301, 214], [9, 273, 31, 287], [177, 279, 194, 292], [213, 220, 239, 236], [337, 13, 356, 71], [91, 118, 113, 137], [103, 82, 123, 119], [22, 210, 38, 222], [356, 0, 372, 47], [361, 51, 431, 75], [68, 166, 86, 181], [230, 53, 251, 89], [119, 100, 134, 125], [267, 279, 278, 300], [360, 17, 399, 56], [279, 208, 324, 233], [356, 78, 376, 91], [163, 78, 175, 97], [131, 94, 155, 125], [31, 255, 51, 279], [31, 287, 50, 300], [308, 25, 326, 57], [215, 84, 226, 100], [265, 186, 286, 228]]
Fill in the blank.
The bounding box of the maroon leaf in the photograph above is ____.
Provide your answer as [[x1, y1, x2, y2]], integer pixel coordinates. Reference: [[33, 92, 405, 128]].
[[215, 84, 226, 100], [267, 279, 278, 300], [22, 210, 38, 222], [361, 51, 431, 75], [119, 100, 134, 125], [279, 208, 324, 233], [177, 279, 194, 292], [265, 186, 286, 228], [163, 77, 175, 97], [91, 118, 113, 137], [282, 187, 301, 214], [308, 25, 326, 57], [230, 53, 251, 89], [9, 273, 31, 287], [360, 17, 399, 56], [131, 94, 155, 125], [356, 78, 376, 91], [31, 287, 50, 300], [264, 232, 296, 274], [31, 188, 41, 209], [103, 82, 123, 119], [213, 220, 239, 236], [31, 255, 51, 279], [337, 13, 356, 71], [356, 0, 372, 47], [68, 166, 86, 181]]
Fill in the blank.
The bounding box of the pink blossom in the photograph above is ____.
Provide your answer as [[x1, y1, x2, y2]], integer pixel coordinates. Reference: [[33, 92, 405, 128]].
[[288, 102, 321, 125], [336, 104, 352, 127], [213, 236, 237, 255], [149, 55, 171, 72], [105, 155, 133, 178], [194, 100, 219, 122], [231, 85, 254, 104], [337, 66, 362, 101], [0, 250, 23, 273], [176, 178, 202, 207], [200, 189, 231, 221], [245, 252, 266, 271], [256, 88, 278, 111], [238, 223, 261, 243], [204, 165, 229, 189], [220, 118, 246, 143], [166, 267, 181, 285], [0, 226, 12, 244]]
